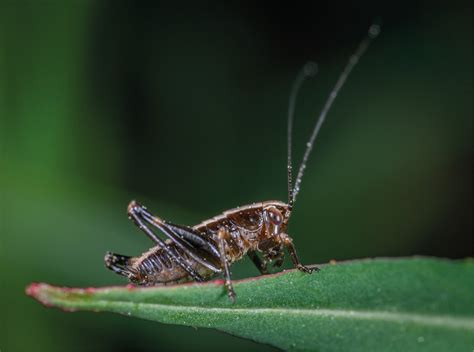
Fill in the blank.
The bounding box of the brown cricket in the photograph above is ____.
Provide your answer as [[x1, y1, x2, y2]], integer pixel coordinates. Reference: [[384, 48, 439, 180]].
[[105, 25, 380, 301]]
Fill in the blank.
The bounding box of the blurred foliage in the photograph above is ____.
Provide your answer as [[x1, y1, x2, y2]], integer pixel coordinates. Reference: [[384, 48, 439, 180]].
[[1, 1, 472, 351]]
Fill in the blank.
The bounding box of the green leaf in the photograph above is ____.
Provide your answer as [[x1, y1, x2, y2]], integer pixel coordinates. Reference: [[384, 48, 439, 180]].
[[26, 257, 474, 352]]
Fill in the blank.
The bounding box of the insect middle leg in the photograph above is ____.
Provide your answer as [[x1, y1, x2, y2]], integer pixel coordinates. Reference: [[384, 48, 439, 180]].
[[281, 233, 319, 273], [247, 251, 269, 275], [271, 249, 285, 269], [217, 227, 236, 302]]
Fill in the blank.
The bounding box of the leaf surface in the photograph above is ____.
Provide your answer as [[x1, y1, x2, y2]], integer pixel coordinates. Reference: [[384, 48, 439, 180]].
[[26, 257, 474, 351]]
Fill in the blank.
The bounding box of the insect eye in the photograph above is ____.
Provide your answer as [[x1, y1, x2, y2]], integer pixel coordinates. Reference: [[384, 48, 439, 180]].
[[267, 208, 282, 225]]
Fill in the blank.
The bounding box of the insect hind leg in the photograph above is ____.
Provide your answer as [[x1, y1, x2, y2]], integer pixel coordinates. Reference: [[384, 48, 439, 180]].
[[104, 251, 136, 278], [127, 200, 206, 282]]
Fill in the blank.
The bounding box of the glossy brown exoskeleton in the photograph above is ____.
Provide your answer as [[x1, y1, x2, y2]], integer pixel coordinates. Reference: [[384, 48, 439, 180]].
[[105, 25, 380, 301]]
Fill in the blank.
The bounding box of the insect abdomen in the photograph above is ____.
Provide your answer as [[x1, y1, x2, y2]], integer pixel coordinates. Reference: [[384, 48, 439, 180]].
[[133, 244, 215, 285]]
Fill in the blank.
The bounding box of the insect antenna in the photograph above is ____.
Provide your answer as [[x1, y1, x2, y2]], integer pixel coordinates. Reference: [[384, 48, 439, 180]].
[[287, 61, 319, 209], [291, 23, 381, 205]]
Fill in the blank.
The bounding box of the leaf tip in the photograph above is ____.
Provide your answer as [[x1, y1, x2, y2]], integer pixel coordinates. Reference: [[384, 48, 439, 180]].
[[26, 282, 78, 312], [26, 282, 54, 308]]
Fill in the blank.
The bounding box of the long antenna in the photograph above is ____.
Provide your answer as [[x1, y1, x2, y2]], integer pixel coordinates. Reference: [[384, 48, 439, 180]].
[[287, 62, 318, 209], [292, 24, 381, 204]]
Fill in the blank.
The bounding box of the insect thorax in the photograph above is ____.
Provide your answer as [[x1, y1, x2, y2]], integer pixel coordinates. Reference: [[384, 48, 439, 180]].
[[193, 200, 290, 261]]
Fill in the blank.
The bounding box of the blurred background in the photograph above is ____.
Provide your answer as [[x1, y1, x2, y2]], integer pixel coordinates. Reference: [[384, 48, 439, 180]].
[[1, 1, 472, 351]]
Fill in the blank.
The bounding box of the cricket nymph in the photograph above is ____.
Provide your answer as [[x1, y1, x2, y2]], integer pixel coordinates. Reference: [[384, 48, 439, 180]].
[[105, 200, 314, 300], [104, 24, 380, 301]]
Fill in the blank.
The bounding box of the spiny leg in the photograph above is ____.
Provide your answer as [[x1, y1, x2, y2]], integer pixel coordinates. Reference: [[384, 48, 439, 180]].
[[127, 201, 205, 282], [247, 251, 269, 275], [165, 222, 221, 259], [217, 227, 236, 302], [281, 233, 319, 273], [136, 206, 222, 273]]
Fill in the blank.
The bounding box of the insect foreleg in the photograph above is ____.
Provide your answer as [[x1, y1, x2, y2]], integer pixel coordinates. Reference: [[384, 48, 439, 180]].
[[247, 251, 269, 275], [280, 233, 319, 273], [127, 201, 205, 282], [217, 227, 236, 302]]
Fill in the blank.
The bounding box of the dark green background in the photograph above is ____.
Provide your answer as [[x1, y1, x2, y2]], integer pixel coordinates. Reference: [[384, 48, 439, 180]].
[[1, 1, 472, 351]]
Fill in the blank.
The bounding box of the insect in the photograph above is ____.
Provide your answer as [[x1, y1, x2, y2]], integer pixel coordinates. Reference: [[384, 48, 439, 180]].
[[105, 24, 380, 301]]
